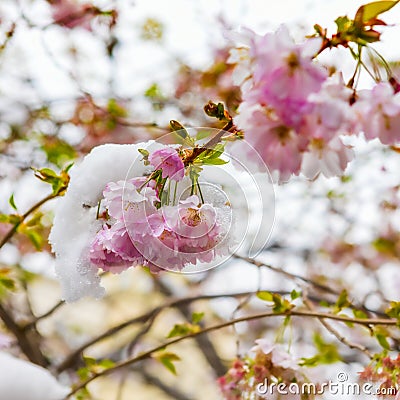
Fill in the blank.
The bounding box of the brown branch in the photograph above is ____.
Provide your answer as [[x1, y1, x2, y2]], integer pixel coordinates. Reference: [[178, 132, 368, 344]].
[[23, 300, 65, 330], [303, 294, 373, 359], [56, 290, 296, 374], [233, 254, 339, 295], [0, 303, 47, 366], [184, 120, 234, 165], [233, 254, 387, 318], [65, 309, 397, 398]]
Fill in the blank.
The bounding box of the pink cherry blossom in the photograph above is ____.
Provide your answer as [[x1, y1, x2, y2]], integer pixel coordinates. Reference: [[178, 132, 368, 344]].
[[301, 137, 354, 179], [238, 25, 327, 128], [149, 147, 185, 181], [140, 195, 229, 271], [252, 339, 300, 372], [103, 178, 149, 220], [89, 225, 144, 273], [50, 0, 97, 30], [354, 82, 400, 145], [233, 103, 305, 180], [300, 75, 353, 142]]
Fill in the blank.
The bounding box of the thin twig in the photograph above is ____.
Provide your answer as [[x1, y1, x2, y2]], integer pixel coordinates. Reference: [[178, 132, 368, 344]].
[[65, 309, 396, 398], [56, 290, 296, 373], [302, 293, 373, 359], [23, 300, 65, 330]]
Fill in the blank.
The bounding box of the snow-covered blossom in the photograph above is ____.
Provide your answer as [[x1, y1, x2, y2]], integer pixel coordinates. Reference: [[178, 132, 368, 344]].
[[149, 147, 185, 181], [49, 143, 153, 301], [91, 189, 232, 273], [50, 142, 235, 300], [354, 82, 400, 145], [89, 224, 144, 273]]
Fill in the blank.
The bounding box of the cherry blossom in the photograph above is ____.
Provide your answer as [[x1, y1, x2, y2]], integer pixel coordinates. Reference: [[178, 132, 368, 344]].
[[354, 82, 400, 145], [148, 147, 185, 181], [49, 0, 97, 30]]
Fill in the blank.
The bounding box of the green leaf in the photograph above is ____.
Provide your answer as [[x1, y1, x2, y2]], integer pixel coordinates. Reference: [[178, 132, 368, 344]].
[[25, 229, 43, 251], [200, 157, 228, 165], [0, 214, 22, 225], [353, 309, 368, 319], [290, 289, 301, 300], [155, 352, 180, 375], [8, 194, 17, 211], [191, 312, 205, 324], [256, 291, 294, 313], [167, 322, 199, 338], [170, 120, 195, 146], [373, 237, 396, 255], [138, 148, 149, 158], [300, 333, 341, 367], [335, 15, 352, 32], [356, 1, 399, 23], [257, 291, 274, 302], [107, 98, 127, 118], [0, 277, 16, 291], [385, 301, 400, 319], [83, 356, 96, 367], [196, 130, 211, 141], [376, 333, 391, 349], [40, 136, 76, 168], [32, 166, 70, 196], [76, 388, 92, 400], [333, 290, 351, 313]]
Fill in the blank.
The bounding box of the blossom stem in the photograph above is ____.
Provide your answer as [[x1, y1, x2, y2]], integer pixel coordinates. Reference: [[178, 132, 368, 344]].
[[184, 120, 234, 165], [197, 180, 205, 203], [173, 181, 178, 205]]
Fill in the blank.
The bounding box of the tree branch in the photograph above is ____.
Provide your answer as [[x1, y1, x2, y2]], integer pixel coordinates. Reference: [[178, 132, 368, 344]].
[[65, 309, 396, 398], [0, 303, 47, 366], [56, 290, 298, 373]]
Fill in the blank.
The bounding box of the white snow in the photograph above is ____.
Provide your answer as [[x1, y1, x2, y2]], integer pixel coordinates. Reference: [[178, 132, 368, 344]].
[[49, 142, 161, 302], [0, 352, 69, 400]]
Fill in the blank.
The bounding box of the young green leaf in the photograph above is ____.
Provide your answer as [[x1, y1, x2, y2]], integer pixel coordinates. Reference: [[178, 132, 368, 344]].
[[191, 312, 205, 324], [300, 333, 341, 366], [155, 352, 181, 375], [8, 194, 17, 211], [356, 1, 399, 23], [167, 322, 200, 338], [257, 291, 274, 302]]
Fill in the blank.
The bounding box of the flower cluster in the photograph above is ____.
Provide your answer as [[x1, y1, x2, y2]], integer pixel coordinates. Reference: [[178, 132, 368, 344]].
[[218, 340, 311, 400], [88, 146, 233, 273], [229, 25, 400, 181], [359, 354, 400, 395]]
